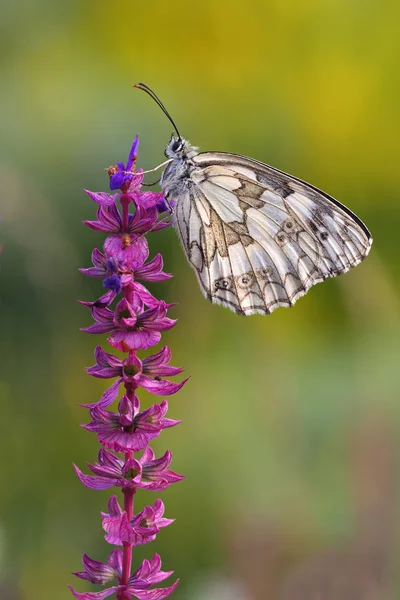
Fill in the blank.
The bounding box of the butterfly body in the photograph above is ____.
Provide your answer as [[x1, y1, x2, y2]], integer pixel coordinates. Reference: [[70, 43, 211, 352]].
[[159, 134, 372, 316], [162, 136, 198, 195]]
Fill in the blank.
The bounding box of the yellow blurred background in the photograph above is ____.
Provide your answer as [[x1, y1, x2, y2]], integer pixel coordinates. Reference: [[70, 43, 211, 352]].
[[0, 1, 399, 598]]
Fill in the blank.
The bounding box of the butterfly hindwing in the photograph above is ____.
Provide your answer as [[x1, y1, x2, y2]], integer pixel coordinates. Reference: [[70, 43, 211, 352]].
[[170, 151, 372, 316]]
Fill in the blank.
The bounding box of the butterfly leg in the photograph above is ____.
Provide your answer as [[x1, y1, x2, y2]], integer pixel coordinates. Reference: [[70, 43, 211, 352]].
[[142, 178, 161, 187]]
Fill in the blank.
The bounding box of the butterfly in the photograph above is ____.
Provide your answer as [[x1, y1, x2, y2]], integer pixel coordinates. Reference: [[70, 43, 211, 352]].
[[135, 83, 373, 316]]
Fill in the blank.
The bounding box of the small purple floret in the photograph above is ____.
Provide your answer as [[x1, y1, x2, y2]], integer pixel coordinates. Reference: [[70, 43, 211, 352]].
[[109, 135, 140, 191]]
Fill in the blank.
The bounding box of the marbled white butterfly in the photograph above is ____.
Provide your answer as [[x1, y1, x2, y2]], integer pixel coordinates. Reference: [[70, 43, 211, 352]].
[[135, 83, 372, 316]]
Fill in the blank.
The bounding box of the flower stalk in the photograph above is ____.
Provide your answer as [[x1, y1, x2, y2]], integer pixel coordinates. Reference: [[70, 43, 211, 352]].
[[69, 136, 186, 600]]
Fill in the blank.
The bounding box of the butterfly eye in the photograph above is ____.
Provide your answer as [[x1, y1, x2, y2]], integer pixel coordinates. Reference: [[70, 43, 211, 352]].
[[171, 140, 183, 152]]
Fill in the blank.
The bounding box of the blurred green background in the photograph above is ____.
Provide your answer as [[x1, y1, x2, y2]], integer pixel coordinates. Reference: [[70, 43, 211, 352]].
[[1, 1, 399, 598]]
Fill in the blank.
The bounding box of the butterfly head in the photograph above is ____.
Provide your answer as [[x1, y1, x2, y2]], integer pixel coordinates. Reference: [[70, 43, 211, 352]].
[[165, 134, 198, 161]]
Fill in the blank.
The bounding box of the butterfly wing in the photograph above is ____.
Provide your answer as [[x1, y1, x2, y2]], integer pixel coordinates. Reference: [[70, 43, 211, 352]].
[[172, 152, 372, 316]]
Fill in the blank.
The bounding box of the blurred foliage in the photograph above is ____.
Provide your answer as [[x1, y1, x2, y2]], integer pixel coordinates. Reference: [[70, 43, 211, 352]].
[[0, 0, 399, 598]]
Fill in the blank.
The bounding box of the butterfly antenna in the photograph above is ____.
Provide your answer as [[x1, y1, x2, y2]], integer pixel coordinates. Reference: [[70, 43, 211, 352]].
[[133, 83, 182, 142]]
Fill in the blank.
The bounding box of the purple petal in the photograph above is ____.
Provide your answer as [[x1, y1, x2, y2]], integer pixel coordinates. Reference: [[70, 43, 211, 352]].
[[92, 306, 114, 323], [156, 195, 171, 214], [109, 330, 161, 352], [92, 248, 106, 267], [138, 375, 187, 396], [118, 395, 134, 426], [98, 429, 152, 453], [103, 274, 122, 294], [121, 273, 134, 287], [81, 322, 115, 335], [73, 553, 116, 584], [84, 190, 118, 207], [126, 135, 139, 171], [86, 366, 121, 378], [144, 450, 172, 470], [141, 346, 170, 369], [73, 465, 118, 490], [142, 351, 183, 377], [102, 511, 132, 546], [127, 202, 154, 234], [130, 283, 161, 308], [109, 171, 127, 190], [135, 254, 172, 282], [79, 290, 116, 309], [104, 235, 149, 269], [135, 191, 164, 210], [138, 479, 175, 491], [151, 219, 171, 232], [125, 291, 144, 312], [79, 267, 105, 278], [108, 548, 123, 576], [141, 316, 176, 333], [68, 586, 118, 600], [159, 417, 181, 429], [120, 529, 158, 547], [81, 378, 122, 409], [106, 494, 123, 517], [129, 580, 179, 600], [101, 203, 122, 227], [80, 455, 122, 478], [140, 446, 155, 463], [99, 448, 124, 469], [141, 567, 174, 585], [82, 219, 116, 233], [143, 553, 162, 575], [93, 345, 120, 368], [152, 499, 166, 519]]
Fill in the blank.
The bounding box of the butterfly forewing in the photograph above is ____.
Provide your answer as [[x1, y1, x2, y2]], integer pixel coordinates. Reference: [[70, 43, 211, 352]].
[[171, 151, 372, 316]]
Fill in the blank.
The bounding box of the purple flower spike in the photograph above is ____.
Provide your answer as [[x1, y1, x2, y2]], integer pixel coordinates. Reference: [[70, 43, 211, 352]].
[[72, 135, 184, 599]]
